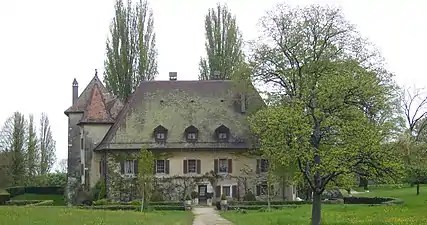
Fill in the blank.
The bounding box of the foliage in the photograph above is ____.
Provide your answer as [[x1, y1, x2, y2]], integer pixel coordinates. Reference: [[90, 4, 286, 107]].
[[0, 192, 10, 205], [221, 194, 227, 200], [136, 147, 154, 210], [190, 191, 198, 199], [198, 3, 245, 80], [342, 196, 403, 205], [248, 4, 403, 225], [26, 114, 38, 180], [0, 207, 194, 225], [90, 179, 107, 201], [243, 191, 256, 201], [6, 186, 64, 198], [104, 0, 158, 102], [39, 113, 56, 175], [0, 112, 27, 186], [32, 172, 67, 187]]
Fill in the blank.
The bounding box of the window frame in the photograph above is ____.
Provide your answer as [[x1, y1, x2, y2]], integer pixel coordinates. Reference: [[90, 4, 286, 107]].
[[218, 158, 228, 173], [260, 159, 269, 173], [155, 159, 165, 173], [187, 159, 197, 173], [123, 160, 135, 175], [222, 185, 231, 197], [156, 132, 166, 140]]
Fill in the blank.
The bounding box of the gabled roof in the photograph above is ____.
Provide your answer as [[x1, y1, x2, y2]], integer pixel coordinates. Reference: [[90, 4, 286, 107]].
[[78, 83, 115, 124], [95, 80, 265, 150], [64, 74, 123, 122]]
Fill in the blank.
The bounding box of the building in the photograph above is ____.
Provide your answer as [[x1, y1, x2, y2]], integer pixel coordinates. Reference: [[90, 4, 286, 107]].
[[64, 71, 295, 205]]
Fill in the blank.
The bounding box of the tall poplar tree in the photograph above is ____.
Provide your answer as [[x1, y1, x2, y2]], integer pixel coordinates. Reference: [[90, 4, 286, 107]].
[[39, 113, 56, 175], [199, 3, 244, 80], [27, 114, 39, 179], [104, 0, 158, 102]]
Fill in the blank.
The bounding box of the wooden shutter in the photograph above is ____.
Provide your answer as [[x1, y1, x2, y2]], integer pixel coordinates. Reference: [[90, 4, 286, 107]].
[[215, 186, 221, 197], [256, 185, 261, 196], [214, 159, 218, 173], [256, 159, 260, 174], [228, 159, 233, 174], [120, 161, 125, 174], [196, 160, 201, 174], [232, 185, 237, 198], [153, 160, 157, 174], [183, 160, 187, 174], [165, 160, 170, 174], [134, 160, 139, 175]]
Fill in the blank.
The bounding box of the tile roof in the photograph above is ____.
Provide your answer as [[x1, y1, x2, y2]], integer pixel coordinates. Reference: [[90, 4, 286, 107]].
[[95, 80, 265, 150]]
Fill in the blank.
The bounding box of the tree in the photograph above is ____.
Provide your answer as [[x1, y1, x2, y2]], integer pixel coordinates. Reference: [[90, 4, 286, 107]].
[[0, 112, 27, 186], [248, 4, 402, 225], [399, 86, 427, 195], [136, 147, 154, 211], [198, 3, 244, 80], [57, 158, 67, 174], [104, 0, 158, 102], [27, 114, 39, 179], [39, 113, 56, 175]]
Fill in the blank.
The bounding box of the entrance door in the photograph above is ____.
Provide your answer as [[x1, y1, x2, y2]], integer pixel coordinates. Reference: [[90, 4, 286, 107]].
[[198, 185, 207, 205]]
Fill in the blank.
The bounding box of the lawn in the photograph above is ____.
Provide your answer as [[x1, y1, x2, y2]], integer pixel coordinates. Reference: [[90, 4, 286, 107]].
[[0, 206, 194, 225], [12, 193, 66, 205], [222, 185, 427, 225]]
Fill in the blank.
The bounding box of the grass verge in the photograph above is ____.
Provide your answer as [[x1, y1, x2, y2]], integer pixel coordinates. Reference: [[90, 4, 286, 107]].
[[0, 206, 194, 225]]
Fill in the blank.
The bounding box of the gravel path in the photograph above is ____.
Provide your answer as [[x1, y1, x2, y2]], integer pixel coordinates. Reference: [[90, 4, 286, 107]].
[[192, 207, 233, 225]]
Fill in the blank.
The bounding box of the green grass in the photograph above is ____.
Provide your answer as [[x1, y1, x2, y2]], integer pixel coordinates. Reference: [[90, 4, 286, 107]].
[[0, 206, 193, 225], [12, 194, 65, 206], [222, 185, 427, 225]]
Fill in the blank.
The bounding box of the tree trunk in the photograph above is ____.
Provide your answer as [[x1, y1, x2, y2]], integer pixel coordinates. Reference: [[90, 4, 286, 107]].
[[359, 177, 368, 190], [416, 183, 420, 195], [311, 191, 322, 225]]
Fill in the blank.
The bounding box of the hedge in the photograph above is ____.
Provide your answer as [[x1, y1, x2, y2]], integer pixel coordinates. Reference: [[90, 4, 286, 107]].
[[0, 193, 10, 205], [27, 200, 54, 206], [227, 200, 311, 206], [343, 197, 403, 205], [6, 186, 64, 198], [228, 205, 301, 210], [79, 205, 185, 211], [92, 199, 183, 206], [6, 200, 42, 205]]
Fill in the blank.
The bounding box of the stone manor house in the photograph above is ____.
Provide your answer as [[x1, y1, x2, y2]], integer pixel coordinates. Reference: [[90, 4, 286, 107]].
[[64, 71, 296, 204]]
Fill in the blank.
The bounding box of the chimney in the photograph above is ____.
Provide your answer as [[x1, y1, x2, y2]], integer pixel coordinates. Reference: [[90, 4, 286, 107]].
[[169, 72, 177, 81], [72, 78, 78, 105], [213, 71, 220, 80], [240, 93, 246, 113]]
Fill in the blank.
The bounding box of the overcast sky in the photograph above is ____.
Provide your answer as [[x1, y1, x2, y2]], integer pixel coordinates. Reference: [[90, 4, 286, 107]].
[[0, 0, 426, 169]]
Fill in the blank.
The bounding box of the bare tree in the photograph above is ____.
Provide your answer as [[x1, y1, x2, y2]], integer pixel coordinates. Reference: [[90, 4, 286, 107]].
[[39, 113, 56, 175], [400, 86, 427, 195], [57, 158, 67, 174]]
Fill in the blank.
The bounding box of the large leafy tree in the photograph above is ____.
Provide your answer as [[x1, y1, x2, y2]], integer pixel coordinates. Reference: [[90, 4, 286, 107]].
[[104, 0, 158, 102], [248, 4, 402, 225], [199, 3, 244, 80]]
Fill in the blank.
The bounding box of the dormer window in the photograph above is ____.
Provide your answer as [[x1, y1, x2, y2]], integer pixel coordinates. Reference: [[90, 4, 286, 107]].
[[185, 125, 198, 142], [215, 125, 230, 142], [153, 125, 168, 142]]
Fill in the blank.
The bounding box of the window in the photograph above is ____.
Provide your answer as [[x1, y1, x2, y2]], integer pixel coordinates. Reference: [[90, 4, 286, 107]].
[[80, 138, 84, 150], [260, 184, 268, 195], [187, 159, 196, 173], [260, 159, 269, 173], [218, 159, 228, 173], [222, 186, 231, 197], [124, 160, 135, 175], [218, 132, 227, 139], [156, 132, 165, 140], [187, 132, 197, 140], [156, 160, 165, 173]]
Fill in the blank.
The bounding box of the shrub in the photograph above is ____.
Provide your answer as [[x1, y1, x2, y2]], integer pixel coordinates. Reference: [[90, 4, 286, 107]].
[[79, 204, 184, 211], [343, 197, 403, 205], [0, 192, 10, 205], [90, 180, 106, 201], [27, 200, 54, 206], [191, 191, 198, 199], [243, 191, 256, 201], [93, 199, 109, 206], [227, 200, 311, 206], [228, 205, 300, 210], [6, 200, 42, 205], [150, 191, 164, 202], [221, 194, 227, 200]]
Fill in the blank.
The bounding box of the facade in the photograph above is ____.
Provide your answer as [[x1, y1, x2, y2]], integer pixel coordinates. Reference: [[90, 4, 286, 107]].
[[64, 71, 295, 205]]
